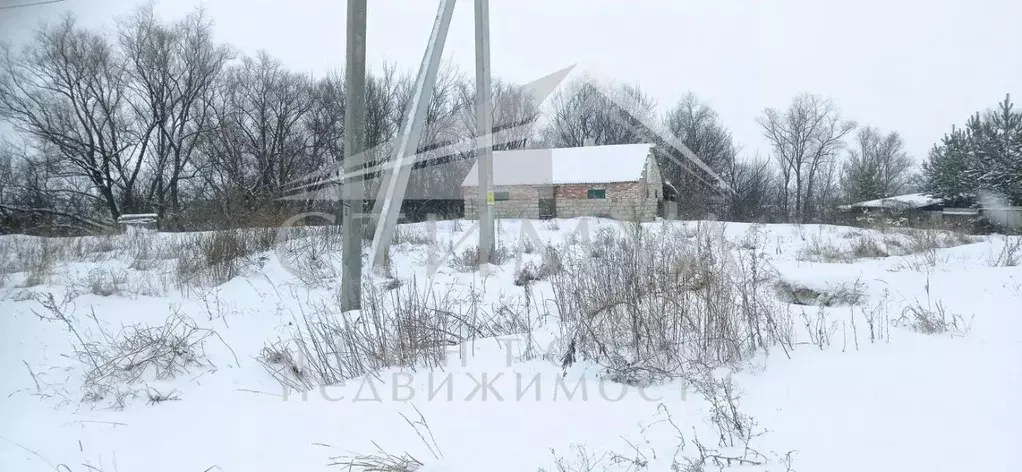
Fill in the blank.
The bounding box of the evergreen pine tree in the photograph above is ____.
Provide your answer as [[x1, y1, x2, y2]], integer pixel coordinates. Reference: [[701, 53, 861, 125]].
[[923, 125, 976, 206], [923, 94, 1022, 206], [969, 95, 1022, 204]]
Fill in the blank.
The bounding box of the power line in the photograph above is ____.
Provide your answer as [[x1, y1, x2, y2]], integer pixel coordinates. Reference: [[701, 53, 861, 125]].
[[0, 0, 65, 11]]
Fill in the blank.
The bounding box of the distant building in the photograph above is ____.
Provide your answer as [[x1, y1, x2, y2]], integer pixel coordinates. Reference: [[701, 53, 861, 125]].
[[838, 193, 1022, 231], [461, 143, 665, 221], [838, 193, 944, 214]]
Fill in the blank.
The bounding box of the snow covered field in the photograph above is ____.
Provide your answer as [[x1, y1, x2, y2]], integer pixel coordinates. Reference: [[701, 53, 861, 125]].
[[1, 218, 1020, 472]]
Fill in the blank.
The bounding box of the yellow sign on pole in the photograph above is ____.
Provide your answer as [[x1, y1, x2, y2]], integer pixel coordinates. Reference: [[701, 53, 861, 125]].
[[486, 191, 495, 205]]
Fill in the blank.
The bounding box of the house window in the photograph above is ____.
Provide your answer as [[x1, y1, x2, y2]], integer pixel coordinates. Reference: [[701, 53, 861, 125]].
[[587, 189, 606, 199], [493, 191, 510, 202]]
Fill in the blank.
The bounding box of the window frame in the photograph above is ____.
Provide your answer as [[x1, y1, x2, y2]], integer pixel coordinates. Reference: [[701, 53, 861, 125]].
[[587, 188, 607, 200]]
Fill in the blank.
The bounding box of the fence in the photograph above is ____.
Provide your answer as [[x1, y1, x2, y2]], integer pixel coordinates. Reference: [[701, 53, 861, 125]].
[[979, 207, 1022, 230], [942, 207, 1022, 231]]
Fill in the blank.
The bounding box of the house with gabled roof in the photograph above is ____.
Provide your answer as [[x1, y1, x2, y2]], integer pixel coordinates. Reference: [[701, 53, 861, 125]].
[[461, 143, 665, 221]]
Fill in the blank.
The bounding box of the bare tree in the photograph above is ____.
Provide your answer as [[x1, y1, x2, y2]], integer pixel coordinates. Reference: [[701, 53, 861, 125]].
[[305, 72, 346, 174], [725, 155, 777, 222], [0, 143, 13, 208], [0, 140, 105, 233], [358, 64, 403, 200], [118, 4, 233, 227], [407, 64, 469, 201], [758, 93, 855, 222], [545, 78, 601, 147], [840, 126, 914, 202], [662, 93, 738, 218], [813, 154, 842, 221], [0, 142, 16, 231], [458, 78, 542, 151], [197, 51, 314, 223], [0, 15, 142, 221], [543, 77, 656, 148]]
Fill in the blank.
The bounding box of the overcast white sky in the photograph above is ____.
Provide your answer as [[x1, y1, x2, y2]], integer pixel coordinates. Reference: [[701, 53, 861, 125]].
[[1, 0, 1020, 162]]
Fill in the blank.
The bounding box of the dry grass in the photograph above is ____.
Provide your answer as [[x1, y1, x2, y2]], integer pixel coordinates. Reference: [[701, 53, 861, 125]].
[[393, 227, 433, 246], [329, 406, 442, 471], [989, 235, 1022, 267], [449, 243, 513, 272], [895, 279, 972, 337], [899, 301, 970, 336], [174, 228, 279, 289], [0, 237, 13, 286], [513, 245, 563, 287], [21, 239, 56, 286], [274, 225, 344, 284], [550, 223, 792, 386], [82, 267, 130, 297], [797, 233, 854, 263], [260, 279, 534, 391], [774, 279, 864, 307], [799, 226, 974, 266], [543, 376, 794, 472], [30, 292, 234, 408], [850, 235, 889, 258], [0, 226, 291, 292]]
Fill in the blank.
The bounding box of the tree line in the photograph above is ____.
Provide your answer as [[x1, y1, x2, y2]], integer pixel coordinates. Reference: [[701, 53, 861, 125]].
[[0, 4, 1015, 235]]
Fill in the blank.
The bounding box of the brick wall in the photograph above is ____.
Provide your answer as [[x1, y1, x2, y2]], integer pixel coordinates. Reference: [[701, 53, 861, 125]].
[[464, 181, 657, 221], [464, 185, 541, 219], [554, 181, 656, 221], [462, 152, 664, 222]]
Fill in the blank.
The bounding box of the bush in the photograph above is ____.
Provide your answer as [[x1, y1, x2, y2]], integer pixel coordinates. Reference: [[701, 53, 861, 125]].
[[449, 244, 512, 272], [850, 236, 889, 258], [21, 239, 55, 287], [175, 228, 278, 288], [514, 262, 541, 287], [31, 293, 232, 408], [513, 245, 562, 287], [83, 267, 129, 297]]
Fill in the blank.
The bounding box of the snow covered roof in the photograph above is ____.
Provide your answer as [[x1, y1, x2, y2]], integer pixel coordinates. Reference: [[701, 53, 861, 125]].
[[461, 143, 655, 187], [843, 193, 943, 210], [116, 213, 159, 224], [942, 208, 979, 215]]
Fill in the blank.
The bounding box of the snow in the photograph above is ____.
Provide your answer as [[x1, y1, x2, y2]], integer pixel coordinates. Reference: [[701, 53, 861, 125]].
[[460, 143, 655, 187], [943, 208, 979, 215], [1, 219, 1021, 471], [843, 192, 943, 210]]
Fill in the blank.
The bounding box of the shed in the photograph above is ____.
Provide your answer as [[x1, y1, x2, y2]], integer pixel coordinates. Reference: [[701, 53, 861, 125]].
[[461, 143, 664, 221]]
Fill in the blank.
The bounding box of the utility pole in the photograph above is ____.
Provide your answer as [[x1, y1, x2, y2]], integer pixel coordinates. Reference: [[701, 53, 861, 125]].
[[370, 0, 457, 270], [340, 0, 367, 312], [474, 0, 495, 262]]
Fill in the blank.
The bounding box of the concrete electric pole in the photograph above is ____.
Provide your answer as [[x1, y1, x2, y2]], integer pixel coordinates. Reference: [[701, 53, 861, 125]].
[[340, 0, 367, 312], [370, 0, 457, 271], [474, 0, 495, 263]]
